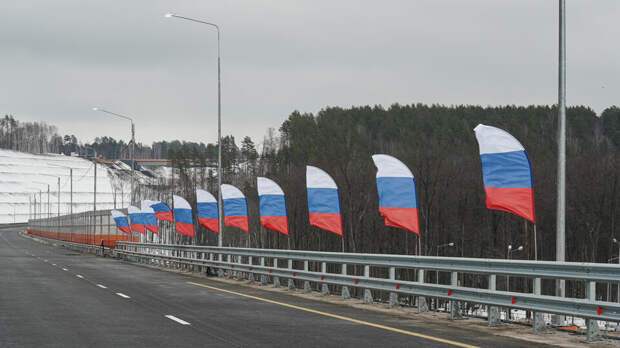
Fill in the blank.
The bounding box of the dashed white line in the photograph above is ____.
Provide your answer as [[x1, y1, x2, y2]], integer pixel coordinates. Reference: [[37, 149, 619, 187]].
[[61, 268, 68, 271], [44, 259, 48, 262], [165, 315, 191, 325], [52, 263, 56, 266], [76, 275, 84, 279], [116, 293, 130, 299], [97, 284, 107, 289]]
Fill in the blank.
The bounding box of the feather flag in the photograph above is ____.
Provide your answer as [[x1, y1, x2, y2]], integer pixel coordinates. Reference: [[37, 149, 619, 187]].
[[111, 210, 131, 235], [306, 166, 343, 236], [127, 205, 145, 234], [221, 184, 249, 233], [173, 195, 195, 237], [257, 177, 289, 236], [474, 124, 535, 223], [149, 201, 173, 222], [372, 154, 420, 235], [141, 200, 159, 234], [196, 189, 219, 234]]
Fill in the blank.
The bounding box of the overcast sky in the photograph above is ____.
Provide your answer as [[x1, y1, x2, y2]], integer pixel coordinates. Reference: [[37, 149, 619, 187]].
[[1, 1, 618, 147]]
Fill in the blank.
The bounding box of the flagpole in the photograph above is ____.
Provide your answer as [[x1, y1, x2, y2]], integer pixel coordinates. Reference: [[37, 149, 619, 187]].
[[534, 224, 538, 261]]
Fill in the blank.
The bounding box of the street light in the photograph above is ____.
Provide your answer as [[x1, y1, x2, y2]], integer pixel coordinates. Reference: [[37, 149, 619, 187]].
[[434, 242, 455, 311], [92, 107, 135, 205], [165, 12, 223, 249], [506, 245, 523, 290], [506, 244, 523, 320]]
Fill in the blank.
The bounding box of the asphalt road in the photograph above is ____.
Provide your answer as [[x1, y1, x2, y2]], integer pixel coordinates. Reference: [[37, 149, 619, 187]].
[[0, 227, 551, 348]]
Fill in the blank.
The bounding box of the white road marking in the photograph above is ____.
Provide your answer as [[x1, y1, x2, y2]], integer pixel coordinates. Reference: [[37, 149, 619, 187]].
[[76, 275, 84, 279], [116, 293, 130, 299], [97, 284, 107, 289], [165, 315, 191, 325], [52, 263, 56, 266], [62, 268, 68, 271], [44, 260, 48, 262]]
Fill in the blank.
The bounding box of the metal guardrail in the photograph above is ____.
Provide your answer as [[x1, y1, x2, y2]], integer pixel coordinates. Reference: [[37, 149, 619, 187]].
[[115, 242, 620, 328], [27, 233, 113, 256]]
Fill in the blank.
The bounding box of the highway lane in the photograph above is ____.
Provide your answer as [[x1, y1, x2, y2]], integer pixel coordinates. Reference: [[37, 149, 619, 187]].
[[0, 227, 551, 347]]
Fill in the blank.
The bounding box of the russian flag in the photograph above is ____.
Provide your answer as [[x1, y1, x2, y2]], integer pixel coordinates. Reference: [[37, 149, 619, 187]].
[[173, 195, 195, 237], [221, 184, 249, 233], [257, 177, 289, 236], [150, 200, 173, 222], [141, 200, 159, 234], [474, 124, 535, 223], [111, 210, 131, 235], [372, 154, 420, 235], [306, 166, 343, 236], [196, 189, 219, 234], [127, 205, 145, 234]]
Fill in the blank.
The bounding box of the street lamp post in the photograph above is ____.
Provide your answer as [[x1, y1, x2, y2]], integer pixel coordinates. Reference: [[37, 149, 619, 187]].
[[507, 244, 523, 320], [165, 12, 223, 249], [506, 245, 524, 290], [92, 107, 135, 205], [435, 242, 455, 310]]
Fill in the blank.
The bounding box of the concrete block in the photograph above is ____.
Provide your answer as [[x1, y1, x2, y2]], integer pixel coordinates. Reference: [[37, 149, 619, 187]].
[[321, 284, 329, 296], [303, 281, 312, 293], [533, 312, 546, 332], [488, 306, 500, 326], [450, 301, 463, 320], [417, 296, 429, 313], [341, 286, 351, 300], [287, 279, 295, 290], [389, 292, 399, 308], [586, 319, 601, 342], [363, 289, 373, 304]]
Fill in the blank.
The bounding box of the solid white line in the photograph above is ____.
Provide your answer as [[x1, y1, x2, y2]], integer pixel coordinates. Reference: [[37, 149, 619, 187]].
[[116, 293, 130, 299], [62, 268, 68, 271], [165, 315, 191, 325], [97, 284, 107, 289], [76, 275, 84, 279]]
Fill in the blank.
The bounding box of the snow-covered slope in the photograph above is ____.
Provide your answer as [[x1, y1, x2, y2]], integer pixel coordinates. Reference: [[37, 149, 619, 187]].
[[0, 149, 140, 223]]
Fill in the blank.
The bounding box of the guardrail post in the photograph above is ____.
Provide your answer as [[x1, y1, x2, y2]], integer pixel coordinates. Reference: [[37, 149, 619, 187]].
[[449, 272, 462, 319], [389, 267, 398, 308], [532, 277, 546, 332], [303, 260, 311, 293], [321, 262, 329, 295], [248, 256, 255, 283], [341, 264, 351, 299], [287, 259, 295, 290], [417, 269, 428, 312], [363, 265, 373, 304], [488, 274, 500, 326], [586, 281, 601, 342], [273, 258, 280, 288], [260, 257, 268, 285]]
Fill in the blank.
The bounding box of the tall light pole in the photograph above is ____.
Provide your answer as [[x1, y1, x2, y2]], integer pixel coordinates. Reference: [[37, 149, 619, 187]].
[[165, 12, 223, 248], [92, 107, 136, 205], [555, 0, 567, 304]]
